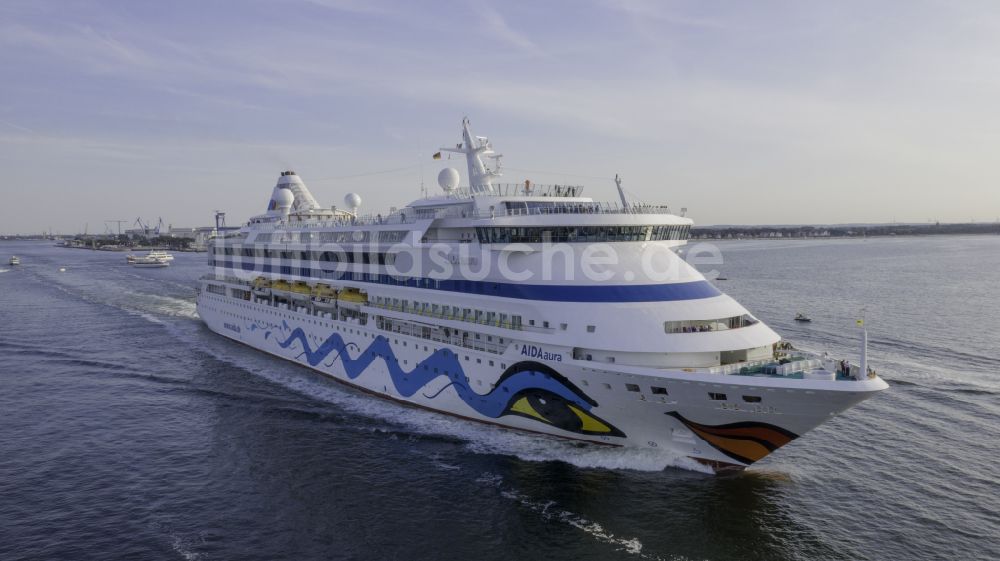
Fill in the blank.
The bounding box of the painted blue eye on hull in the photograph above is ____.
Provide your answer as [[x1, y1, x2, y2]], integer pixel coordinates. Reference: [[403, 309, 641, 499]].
[[271, 327, 594, 419]]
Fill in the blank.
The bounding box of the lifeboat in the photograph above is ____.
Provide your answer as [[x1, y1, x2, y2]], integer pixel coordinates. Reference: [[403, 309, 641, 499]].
[[338, 287, 368, 305], [290, 281, 312, 299], [312, 283, 338, 299], [252, 277, 271, 296], [311, 283, 339, 307]]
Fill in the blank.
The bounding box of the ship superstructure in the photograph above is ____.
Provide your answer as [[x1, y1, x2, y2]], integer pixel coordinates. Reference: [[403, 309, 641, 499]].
[[196, 119, 887, 472]]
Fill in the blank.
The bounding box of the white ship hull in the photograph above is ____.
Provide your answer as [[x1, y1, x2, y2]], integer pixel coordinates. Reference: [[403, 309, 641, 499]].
[[197, 288, 885, 471]]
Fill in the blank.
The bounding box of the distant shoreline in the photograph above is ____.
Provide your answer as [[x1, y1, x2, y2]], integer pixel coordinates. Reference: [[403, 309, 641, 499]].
[[691, 222, 1000, 240]]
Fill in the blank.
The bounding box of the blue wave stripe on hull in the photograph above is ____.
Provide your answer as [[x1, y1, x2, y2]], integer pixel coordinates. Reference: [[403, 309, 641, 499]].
[[217, 261, 720, 302], [273, 328, 594, 418]]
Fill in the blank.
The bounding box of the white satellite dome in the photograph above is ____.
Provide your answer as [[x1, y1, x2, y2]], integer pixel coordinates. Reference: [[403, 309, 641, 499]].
[[268, 186, 294, 217], [438, 167, 460, 192], [273, 187, 294, 207], [344, 192, 362, 209]]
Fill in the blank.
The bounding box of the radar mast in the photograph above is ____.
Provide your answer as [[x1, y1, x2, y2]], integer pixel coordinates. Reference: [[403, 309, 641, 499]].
[[437, 118, 502, 194]]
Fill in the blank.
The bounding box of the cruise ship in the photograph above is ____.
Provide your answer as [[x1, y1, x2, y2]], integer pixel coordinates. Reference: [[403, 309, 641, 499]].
[[196, 119, 887, 472]]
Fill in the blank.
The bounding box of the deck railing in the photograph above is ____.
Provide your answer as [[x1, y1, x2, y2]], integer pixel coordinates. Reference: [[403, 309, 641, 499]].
[[243, 199, 676, 231], [366, 299, 552, 334]]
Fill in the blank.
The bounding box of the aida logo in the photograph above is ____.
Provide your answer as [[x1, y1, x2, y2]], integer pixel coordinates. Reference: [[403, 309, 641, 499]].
[[521, 345, 562, 362]]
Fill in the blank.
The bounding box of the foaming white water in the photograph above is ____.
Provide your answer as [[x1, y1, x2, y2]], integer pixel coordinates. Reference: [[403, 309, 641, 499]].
[[135, 311, 166, 325], [35, 262, 199, 325], [473, 471, 688, 560], [121, 290, 199, 319], [170, 535, 204, 561], [466, 437, 712, 474], [40, 276, 179, 327], [0, 268, 9, 273]]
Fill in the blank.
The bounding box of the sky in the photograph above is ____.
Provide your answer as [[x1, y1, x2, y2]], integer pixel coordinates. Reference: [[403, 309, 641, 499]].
[[1, 0, 999, 234]]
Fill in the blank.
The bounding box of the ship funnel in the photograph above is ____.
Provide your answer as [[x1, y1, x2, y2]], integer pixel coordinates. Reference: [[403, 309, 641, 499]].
[[276, 170, 322, 212]]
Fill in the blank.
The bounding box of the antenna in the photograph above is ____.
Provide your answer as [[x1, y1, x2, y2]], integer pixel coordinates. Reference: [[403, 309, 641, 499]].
[[614, 174, 629, 210], [418, 144, 426, 198], [858, 309, 868, 380]]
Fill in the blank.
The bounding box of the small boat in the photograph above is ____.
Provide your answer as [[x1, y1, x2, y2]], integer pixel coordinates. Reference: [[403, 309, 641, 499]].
[[146, 250, 175, 261], [58, 267, 66, 272], [794, 313, 812, 323], [132, 256, 170, 268], [9, 256, 20, 266], [129, 250, 173, 264]]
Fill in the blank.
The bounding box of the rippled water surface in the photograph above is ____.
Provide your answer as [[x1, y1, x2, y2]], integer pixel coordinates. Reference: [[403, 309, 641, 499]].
[[1, 237, 997, 561]]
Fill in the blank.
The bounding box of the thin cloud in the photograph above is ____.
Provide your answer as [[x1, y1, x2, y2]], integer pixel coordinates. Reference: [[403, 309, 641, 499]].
[[474, 2, 540, 53], [0, 119, 37, 134], [601, 0, 730, 29], [299, 0, 391, 15]]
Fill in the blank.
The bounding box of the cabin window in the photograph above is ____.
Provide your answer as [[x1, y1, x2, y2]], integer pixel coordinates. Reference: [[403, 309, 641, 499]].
[[708, 392, 728, 401], [742, 395, 762, 403], [625, 383, 640, 392], [651, 386, 668, 395], [587, 325, 596, 333], [664, 315, 758, 334]]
